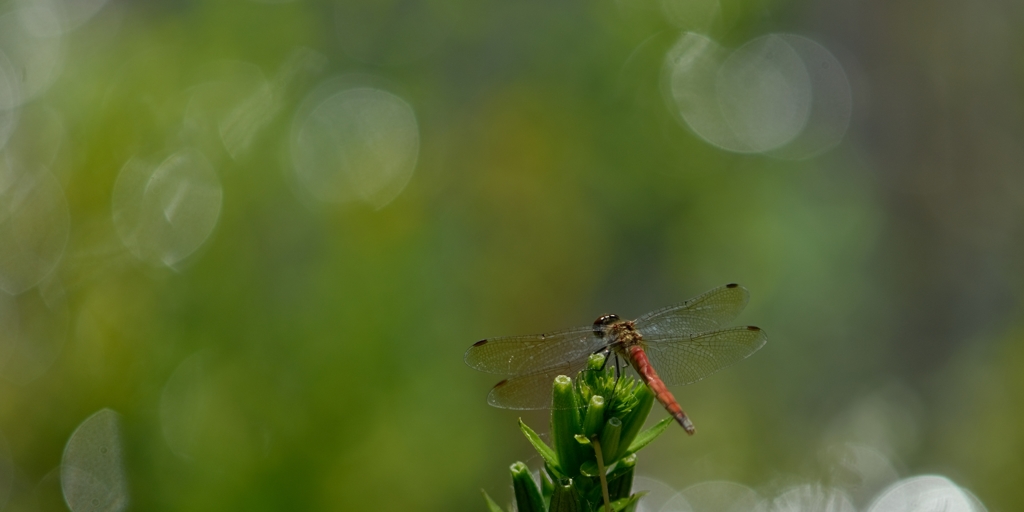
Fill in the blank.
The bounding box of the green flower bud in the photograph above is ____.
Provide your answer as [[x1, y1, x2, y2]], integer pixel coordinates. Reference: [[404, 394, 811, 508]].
[[582, 395, 606, 438], [510, 462, 544, 512], [551, 375, 584, 477], [598, 417, 622, 465]]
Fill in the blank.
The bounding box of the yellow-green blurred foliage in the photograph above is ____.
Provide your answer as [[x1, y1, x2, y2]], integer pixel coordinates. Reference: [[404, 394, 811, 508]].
[[0, 0, 1021, 511]]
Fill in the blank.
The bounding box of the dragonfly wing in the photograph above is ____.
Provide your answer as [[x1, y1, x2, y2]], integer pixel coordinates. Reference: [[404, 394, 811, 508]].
[[634, 283, 750, 337], [486, 359, 592, 409], [640, 326, 767, 386], [465, 325, 604, 375]]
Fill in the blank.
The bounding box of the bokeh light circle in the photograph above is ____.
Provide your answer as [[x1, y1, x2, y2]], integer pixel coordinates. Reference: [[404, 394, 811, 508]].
[[61, 409, 128, 512], [768, 485, 856, 512], [632, 476, 678, 512], [112, 149, 223, 268], [15, 0, 112, 35], [290, 85, 419, 209], [183, 61, 275, 161], [665, 32, 850, 158], [0, 10, 64, 107], [716, 34, 812, 153], [768, 35, 852, 160], [678, 480, 760, 512], [867, 475, 976, 512], [0, 160, 69, 295]]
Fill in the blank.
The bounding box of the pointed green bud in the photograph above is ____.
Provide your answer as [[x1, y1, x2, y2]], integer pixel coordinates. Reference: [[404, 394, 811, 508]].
[[612, 384, 654, 460], [598, 417, 622, 465], [510, 462, 544, 512], [551, 375, 584, 477], [579, 353, 607, 396], [582, 395, 606, 437], [549, 478, 581, 512]]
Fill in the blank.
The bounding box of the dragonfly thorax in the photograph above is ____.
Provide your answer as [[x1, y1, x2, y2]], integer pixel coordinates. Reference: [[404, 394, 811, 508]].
[[607, 320, 643, 347], [593, 315, 643, 347]]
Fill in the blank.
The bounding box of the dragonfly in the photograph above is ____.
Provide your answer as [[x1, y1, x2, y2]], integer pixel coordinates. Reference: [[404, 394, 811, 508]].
[[464, 283, 767, 435]]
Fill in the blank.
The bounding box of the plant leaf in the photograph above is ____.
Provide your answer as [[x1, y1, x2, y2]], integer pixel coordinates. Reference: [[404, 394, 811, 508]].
[[609, 491, 646, 512], [520, 418, 563, 477], [623, 416, 673, 456], [481, 489, 506, 512]]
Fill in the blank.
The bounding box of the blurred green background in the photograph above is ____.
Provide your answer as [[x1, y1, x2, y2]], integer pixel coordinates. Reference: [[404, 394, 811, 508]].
[[0, 0, 1022, 510]]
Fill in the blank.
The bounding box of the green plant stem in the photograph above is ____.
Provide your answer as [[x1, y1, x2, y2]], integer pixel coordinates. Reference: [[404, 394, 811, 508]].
[[590, 437, 613, 512]]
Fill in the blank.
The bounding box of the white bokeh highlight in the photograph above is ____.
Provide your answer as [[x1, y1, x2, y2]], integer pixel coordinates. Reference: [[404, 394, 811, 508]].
[[823, 443, 900, 508], [665, 33, 741, 150], [768, 35, 852, 160], [633, 476, 678, 512], [290, 84, 419, 209], [665, 32, 851, 158], [183, 61, 275, 161], [112, 149, 223, 268], [717, 35, 812, 153], [61, 408, 128, 512], [676, 480, 760, 512], [0, 159, 69, 295], [14, 0, 112, 35], [0, 8, 64, 108], [0, 50, 21, 112], [868, 475, 978, 512], [764, 485, 856, 512]]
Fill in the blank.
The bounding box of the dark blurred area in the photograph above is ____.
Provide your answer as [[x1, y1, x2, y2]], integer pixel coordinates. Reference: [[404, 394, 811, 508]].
[[0, 0, 1021, 510]]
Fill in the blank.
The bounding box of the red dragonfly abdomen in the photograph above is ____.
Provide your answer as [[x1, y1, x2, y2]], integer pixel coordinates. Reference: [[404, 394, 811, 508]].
[[627, 345, 696, 435]]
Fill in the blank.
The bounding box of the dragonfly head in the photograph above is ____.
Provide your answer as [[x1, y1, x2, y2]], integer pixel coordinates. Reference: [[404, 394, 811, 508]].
[[592, 314, 620, 337]]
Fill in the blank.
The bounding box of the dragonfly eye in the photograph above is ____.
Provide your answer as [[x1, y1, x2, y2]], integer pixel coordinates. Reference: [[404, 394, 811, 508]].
[[592, 314, 620, 336]]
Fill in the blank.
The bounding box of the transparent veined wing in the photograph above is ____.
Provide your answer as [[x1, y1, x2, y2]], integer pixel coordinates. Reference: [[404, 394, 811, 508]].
[[639, 326, 767, 386], [464, 325, 604, 375], [634, 283, 750, 337], [485, 358, 592, 409]]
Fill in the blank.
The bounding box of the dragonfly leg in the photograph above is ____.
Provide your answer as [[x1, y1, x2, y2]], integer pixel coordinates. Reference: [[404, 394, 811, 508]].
[[612, 352, 622, 389], [597, 348, 613, 371]]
